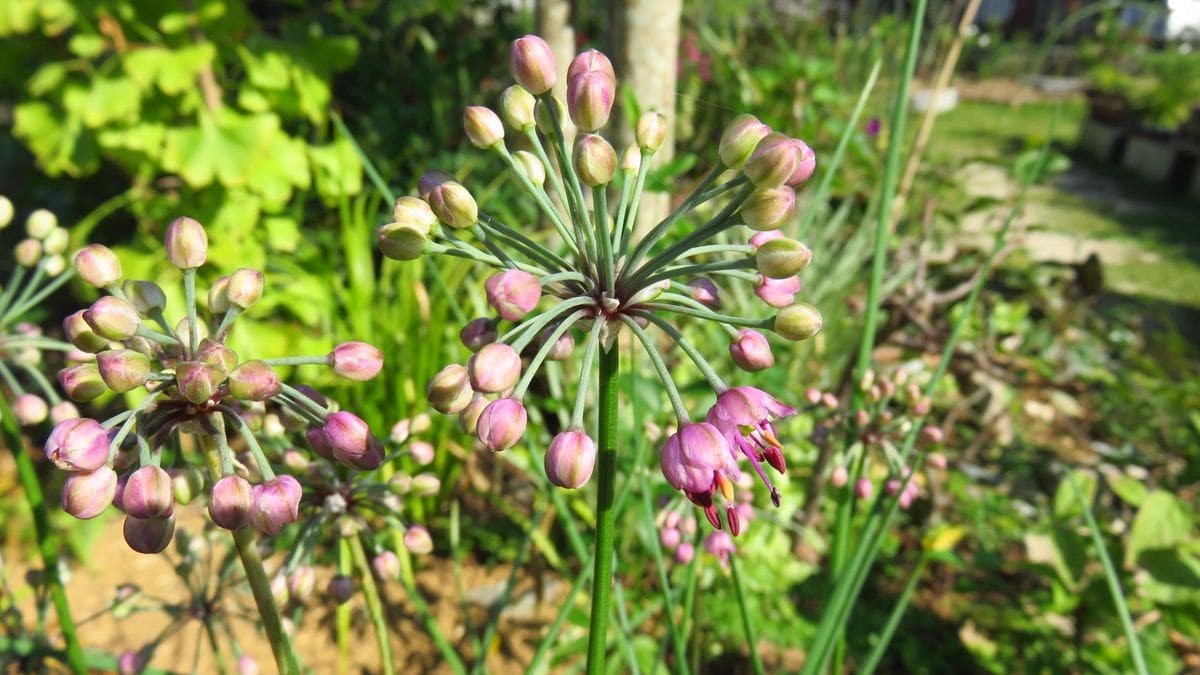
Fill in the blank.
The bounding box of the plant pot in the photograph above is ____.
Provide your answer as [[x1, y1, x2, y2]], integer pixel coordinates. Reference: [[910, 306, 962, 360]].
[[1122, 133, 1176, 183], [1077, 118, 1128, 163]]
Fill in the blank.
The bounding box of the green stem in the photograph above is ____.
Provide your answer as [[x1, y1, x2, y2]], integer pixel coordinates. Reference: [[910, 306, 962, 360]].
[[6, 268, 75, 320], [639, 471, 687, 672], [635, 311, 727, 393], [620, 316, 691, 424], [349, 536, 396, 675], [642, 301, 772, 330], [858, 551, 929, 675], [729, 555, 764, 675], [336, 538, 351, 675], [183, 269, 199, 356], [586, 344, 620, 675], [231, 525, 300, 674], [0, 391, 88, 674]]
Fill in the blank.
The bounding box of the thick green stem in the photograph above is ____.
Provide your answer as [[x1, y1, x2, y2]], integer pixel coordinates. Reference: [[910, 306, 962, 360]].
[[0, 392, 88, 674], [349, 535, 396, 675], [231, 527, 300, 674], [336, 539, 352, 675], [586, 345, 620, 674]]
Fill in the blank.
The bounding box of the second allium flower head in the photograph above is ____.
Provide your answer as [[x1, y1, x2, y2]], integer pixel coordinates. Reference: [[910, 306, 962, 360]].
[[379, 34, 823, 537], [52, 217, 385, 553]]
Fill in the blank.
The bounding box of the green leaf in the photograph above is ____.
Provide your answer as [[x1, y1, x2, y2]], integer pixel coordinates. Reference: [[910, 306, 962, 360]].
[[12, 100, 98, 176], [264, 217, 300, 253], [68, 33, 104, 58], [124, 45, 216, 96], [79, 78, 141, 128], [162, 111, 281, 189], [307, 138, 363, 203], [1138, 549, 1200, 605], [1108, 473, 1147, 507], [1126, 491, 1193, 567], [27, 62, 67, 96], [96, 122, 166, 168], [1053, 469, 1096, 520]]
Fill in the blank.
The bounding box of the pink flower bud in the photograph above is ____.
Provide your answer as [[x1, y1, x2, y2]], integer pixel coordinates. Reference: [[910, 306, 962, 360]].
[[226, 268, 264, 309], [329, 575, 354, 603], [164, 216, 207, 269], [659, 423, 731, 493], [855, 478, 873, 501], [63, 310, 109, 352], [123, 514, 175, 554], [249, 475, 302, 536], [621, 144, 642, 172], [460, 317, 499, 351], [372, 550, 401, 579], [403, 525, 433, 554], [567, 71, 615, 132], [754, 275, 801, 308], [62, 466, 118, 519], [417, 170, 453, 200], [567, 48, 615, 81], [227, 360, 282, 401], [15, 238, 41, 267], [57, 363, 107, 402], [49, 401, 80, 425], [476, 398, 527, 451], [774, 303, 823, 341], [74, 244, 122, 287], [84, 296, 139, 341], [830, 465, 849, 487], [376, 221, 429, 261], [288, 565, 316, 601], [545, 430, 597, 489], [719, 114, 770, 168], [458, 394, 489, 435], [122, 466, 174, 519], [741, 186, 796, 231], [322, 412, 385, 471], [855, 409, 871, 427], [573, 133, 617, 186], [237, 655, 259, 675], [25, 208, 56, 237], [410, 440, 435, 465], [729, 329, 775, 372], [687, 278, 722, 309], [463, 106, 505, 149], [660, 527, 681, 549], [484, 269, 541, 320], [208, 473, 253, 530], [805, 388, 822, 405], [96, 349, 152, 393], [389, 197, 438, 237], [330, 341, 383, 381], [125, 280, 166, 316], [195, 340, 236, 377], [117, 649, 149, 675], [786, 138, 817, 186], [921, 425, 944, 444], [12, 394, 48, 425], [539, 327, 575, 361], [636, 111, 668, 152], [175, 361, 222, 405], [427, 363, 474, 414], [927, 452, 948, 470], [676, 542, 695, 564], [306, 427, 336, 461], [756, 238, 813, 279], [500, 85, 537, 130], [509, 35, 557, 95], [467, 343, 522, 394], [428, 181, 478, 230], [411, 472, 441, 496], [744, 132, 800, 188]]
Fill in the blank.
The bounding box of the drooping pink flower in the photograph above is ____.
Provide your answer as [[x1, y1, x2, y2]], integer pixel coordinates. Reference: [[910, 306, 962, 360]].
[[706, 387, 796, 508]]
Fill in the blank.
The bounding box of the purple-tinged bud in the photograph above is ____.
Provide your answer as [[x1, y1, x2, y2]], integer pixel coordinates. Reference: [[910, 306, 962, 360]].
[[329, 575, 354, 603], [164, 216, 207, 269], [171, 467, 203, 505], [175, 361, 222, 404], [921, 425, 944, 444], [417, 171, 453, 200], [676, 542, 695, 564], [122, 466, 174, 519], [476, 398, 527, 451], [249, 475, 302, 536], [754, 275, 801, 308], [458, 394, 489, 434], [855, 478, 873, 500], [63, 310, 109, 352], [460, 317, 499, 351], [237, 655, 259, 675], [636, 111, 669, 152], [464, 106, 505, 149], [58, 363, 107, 402], [428, 181, 478, 230], [288, 565, 316, 601], [573, 133, 617, 186], [744, 132, 800, 188], [391, 196, 438, 235], [786, 139, 817, 186], [25, 208, 56, 238], [410, 440, 435, 465], [567, 71, 615, 132], [74, 244, 122, 287], [49, 401, 80, 425], [323, 412, 385, 471], [914, 397, 931, 416], [84, 296, 140, 341], [500, 85, 537, 130], [831, 465, 849, 488], [467, 343, 522, 394], [729, 329, 775, 372], [196, 339, 237, 377], [741, 186, 796, 231], [306, 427, 335, 461], [209, 276, 231, 314], [545, 430, 597, 489], [774, 303, 822, 341], [719, 114, 770, 169], [123, 280, 166, 316], [855, 409, 871, 427], [62, 466, 118, 519], [660, 423, 731, 493], [403, 525, 434, 554], [484, 269, 541, 320], [427, 364, 474, 414], [661, 527, 681, 549], [206, 473, 250, 526], [567, 48, 615, 81], [15, 238, 41, 267], [512, 150, 546, 186], [225, 268, 264, 309], [509, 35, 557, 95], [621, 145, 642, 173], [330, 342, 383, 381], [376, 221, 428, 261], [12, 394, 48, 425], [372, 550, 401, 579], [805, 388, 822, 405], [118, 650, 149, 675], [96, 349, 152, 394], [411, 472, 441, 496], [390, 419, 412, 444], [174, 316, 209, 344], [540, 327, 575, 361], [227, 360, 282, 401], [927, 452, 948, 470], [756, 238, 813, 278], [124, 514, 175, 554], [688, 278, 722, 309]]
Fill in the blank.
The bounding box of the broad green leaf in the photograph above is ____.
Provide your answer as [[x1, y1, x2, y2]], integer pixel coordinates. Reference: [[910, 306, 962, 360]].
[[96, 122, 166, 168], [1053, 469, 1096, 520], [1138, 549, 1200, 605], [68, 33, 104, 58], [247, 132, 310, 207], [80, 78, 141, 128], [308, 138, 363, 203], [27, 62, 66, 96], [12, 100, 98, 176], [1126, 490, 1192, 567], [162, 111, 279, 189], [0, 0, 39, 36], [1108, 473, 1146, 507], [124, 45, 216, 96], [264, 217, 300, 253], [158, 12, 190, 34], [37, 0, 76, 35]]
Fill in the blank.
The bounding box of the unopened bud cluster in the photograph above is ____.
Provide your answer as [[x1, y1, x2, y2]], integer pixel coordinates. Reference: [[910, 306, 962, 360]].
[[49, 217, 385, 553], [376, 35, 825, 536]]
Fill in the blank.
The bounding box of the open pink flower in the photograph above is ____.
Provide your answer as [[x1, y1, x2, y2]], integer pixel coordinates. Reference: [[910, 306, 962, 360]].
[[706, 386, 796, 508]]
